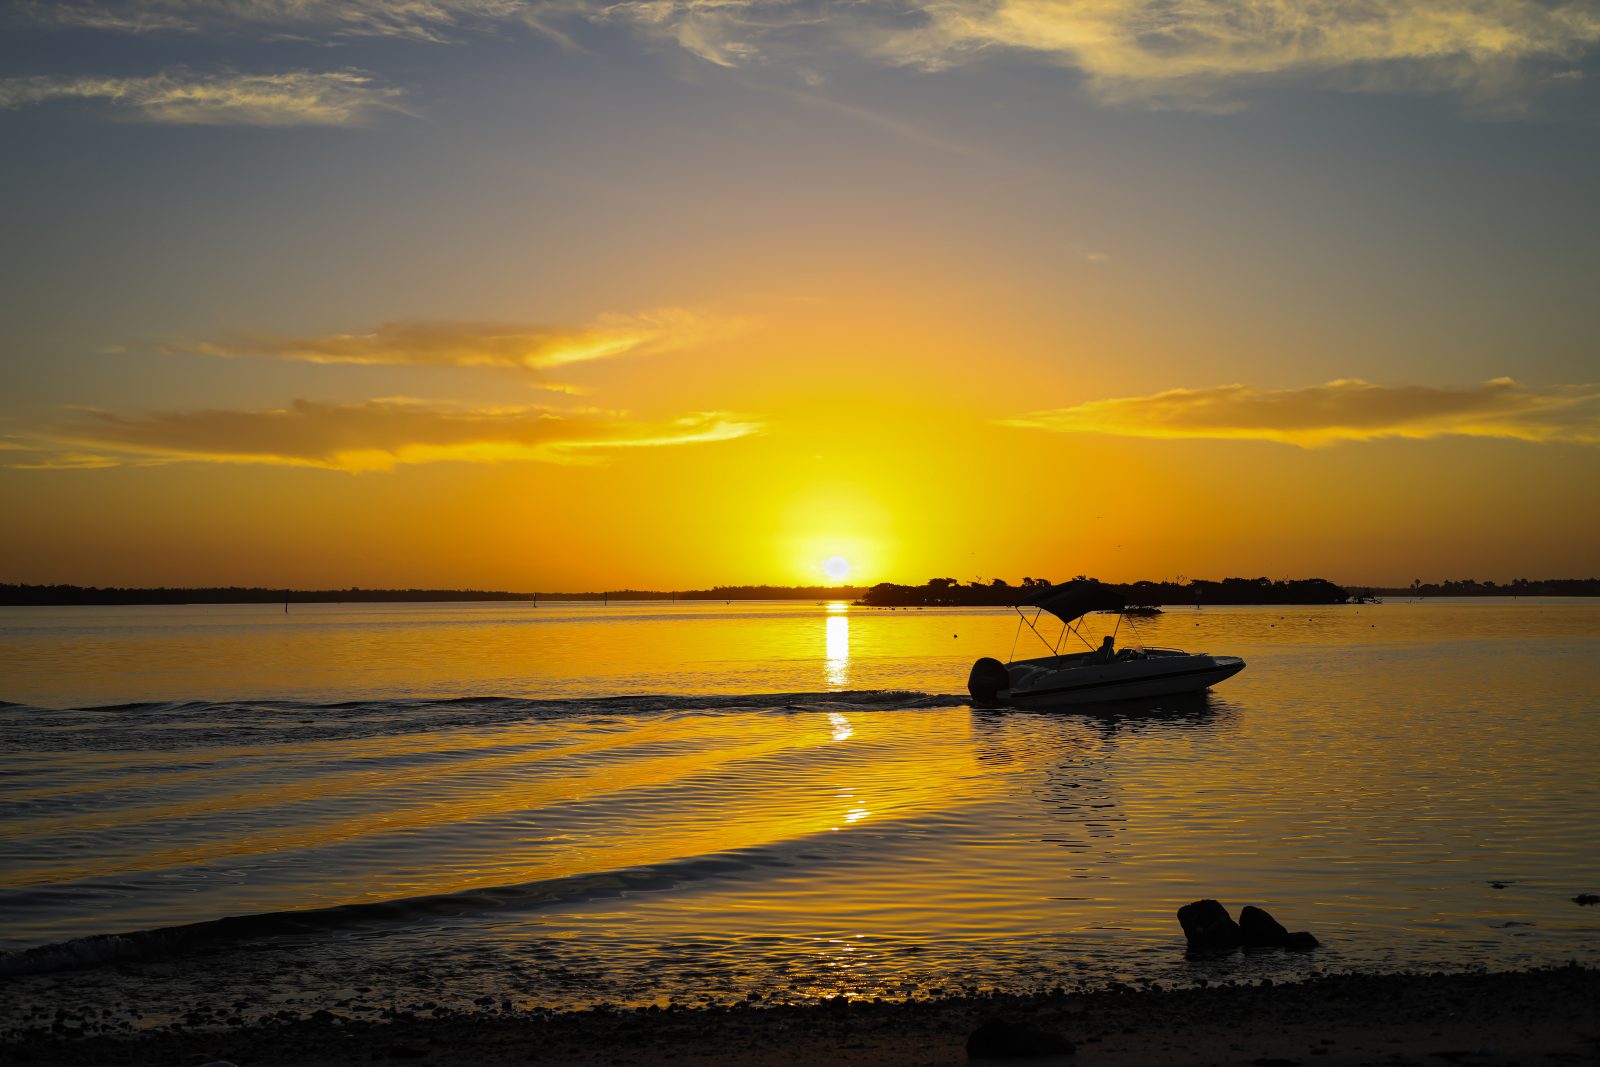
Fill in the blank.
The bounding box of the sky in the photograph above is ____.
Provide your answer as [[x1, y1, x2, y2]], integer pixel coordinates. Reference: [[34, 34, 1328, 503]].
[[1, 0, 1597, 590]]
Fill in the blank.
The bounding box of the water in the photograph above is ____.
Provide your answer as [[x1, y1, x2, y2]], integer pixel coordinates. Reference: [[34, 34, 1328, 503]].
[[1, 599, 1597, 1031]]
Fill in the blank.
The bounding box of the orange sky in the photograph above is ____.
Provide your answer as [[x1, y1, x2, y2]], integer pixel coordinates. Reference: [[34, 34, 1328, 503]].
[[2, 2, 1597, 589]]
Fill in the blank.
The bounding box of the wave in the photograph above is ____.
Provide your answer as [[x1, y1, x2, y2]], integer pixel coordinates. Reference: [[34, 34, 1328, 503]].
[[0, 690, 969, 749], [0, 838, 822, 979], [72, 689, 963, 716]]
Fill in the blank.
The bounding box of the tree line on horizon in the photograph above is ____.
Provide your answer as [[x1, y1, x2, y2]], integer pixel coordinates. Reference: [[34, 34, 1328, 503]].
[[1374, 577, 1600, 597], [854, 576, 1355, 607], [0, 583, 869, 606], [2, 575, 1594, 607]]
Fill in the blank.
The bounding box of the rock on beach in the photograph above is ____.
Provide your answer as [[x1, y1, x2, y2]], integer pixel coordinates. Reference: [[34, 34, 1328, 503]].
[[965, 1017, 1075, 1060], [1177, 899, 1242, 953], [1182, 900, 1318, 953], [1238, 905, 1290, 947], [5, 966, 1599, 1067], [1240, 905, 1320, 950]]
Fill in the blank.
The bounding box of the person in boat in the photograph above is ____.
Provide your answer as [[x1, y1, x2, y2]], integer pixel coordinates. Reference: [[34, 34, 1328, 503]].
[[1097, 635, 1115, 662]]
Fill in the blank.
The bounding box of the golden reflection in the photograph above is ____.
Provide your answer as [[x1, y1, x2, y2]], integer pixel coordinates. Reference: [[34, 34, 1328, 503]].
[[834, 786, 871, 826], [828, 711, 853, 742], [824, 610, 850, 687], [2, 722, 829, 890]]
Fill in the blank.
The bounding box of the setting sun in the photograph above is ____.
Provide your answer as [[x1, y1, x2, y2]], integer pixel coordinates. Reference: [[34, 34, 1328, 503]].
[[2, 2, 1599, 1062]]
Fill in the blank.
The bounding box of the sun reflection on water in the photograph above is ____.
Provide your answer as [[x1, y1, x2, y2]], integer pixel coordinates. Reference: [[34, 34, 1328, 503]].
[[7, 601, 1599, 1021], [824, 610, 849, 687]]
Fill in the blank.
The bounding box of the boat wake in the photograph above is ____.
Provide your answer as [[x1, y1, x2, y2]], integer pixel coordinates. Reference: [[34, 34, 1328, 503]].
[[0, 829, 877, 978], [0, 690, 967, 750]]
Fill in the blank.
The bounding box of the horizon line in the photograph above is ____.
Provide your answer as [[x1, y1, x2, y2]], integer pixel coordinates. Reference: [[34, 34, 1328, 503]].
[[4, 575, 1598, 600]]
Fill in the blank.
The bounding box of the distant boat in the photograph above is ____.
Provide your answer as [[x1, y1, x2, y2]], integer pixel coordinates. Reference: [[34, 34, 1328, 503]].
[[968, 581, 1244, 708], [1121, 605, 1163, 617]]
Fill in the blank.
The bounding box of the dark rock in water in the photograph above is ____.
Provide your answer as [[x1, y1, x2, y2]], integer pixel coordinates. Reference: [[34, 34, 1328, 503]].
[[1178, 899, 1242, 953], [1282, 930, 1320, 950], [1237, 904, 1318, 949], [1239, 905, 1291, 947], [1574, 893, 1599, 905], [966, 1018, 1075, 1059]]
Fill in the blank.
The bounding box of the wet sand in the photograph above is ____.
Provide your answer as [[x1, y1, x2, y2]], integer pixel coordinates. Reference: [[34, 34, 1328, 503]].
[[6, 966, 1595, 1066]]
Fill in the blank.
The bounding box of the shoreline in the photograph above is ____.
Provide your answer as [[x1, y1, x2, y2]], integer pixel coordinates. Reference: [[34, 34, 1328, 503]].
[[8, 579, 1599, 609], [8, 965, 1596, 1066]]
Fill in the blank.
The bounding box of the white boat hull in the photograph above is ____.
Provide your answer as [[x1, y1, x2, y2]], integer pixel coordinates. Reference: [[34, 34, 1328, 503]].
[[977, 652, 1245, 709]]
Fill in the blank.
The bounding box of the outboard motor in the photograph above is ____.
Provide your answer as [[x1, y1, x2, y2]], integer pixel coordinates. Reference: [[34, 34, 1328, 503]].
[[967, 657, 1011, 705]]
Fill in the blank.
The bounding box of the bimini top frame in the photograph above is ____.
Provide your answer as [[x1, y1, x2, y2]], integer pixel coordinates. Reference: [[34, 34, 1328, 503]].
[[1009, 580, 1127, 662]]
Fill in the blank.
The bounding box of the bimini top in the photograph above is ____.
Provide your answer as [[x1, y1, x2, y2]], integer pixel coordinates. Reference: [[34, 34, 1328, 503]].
[[1017, 580, 1125, 623]]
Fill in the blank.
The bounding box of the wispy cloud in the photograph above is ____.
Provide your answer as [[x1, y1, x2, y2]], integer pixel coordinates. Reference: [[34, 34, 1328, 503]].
[[20, 0, 533, 43], [588, 0, 810, 67], [755, 80, 1001, 161], [155, 310, 735, 371], [566, 1, 1600, 111], [7, 399, 761, 472], [592, 0, 1600, 112], [0, 69, 405, 126], [866, 0, 1600, 111], [17, 2, 1599, 113], [1002, 378, 1600, 446]]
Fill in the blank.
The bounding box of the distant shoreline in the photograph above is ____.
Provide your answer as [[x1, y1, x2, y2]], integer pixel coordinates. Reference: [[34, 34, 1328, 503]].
[[3, 576, 1596, 607], [0, 584, 869, 607]]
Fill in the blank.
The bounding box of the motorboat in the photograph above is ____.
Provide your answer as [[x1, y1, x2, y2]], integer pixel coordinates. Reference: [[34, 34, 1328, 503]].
[[967, 580, 1244, 708]]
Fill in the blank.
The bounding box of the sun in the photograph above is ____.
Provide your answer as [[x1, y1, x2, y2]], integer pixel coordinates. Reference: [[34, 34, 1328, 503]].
[[820, 555, 852, 582]]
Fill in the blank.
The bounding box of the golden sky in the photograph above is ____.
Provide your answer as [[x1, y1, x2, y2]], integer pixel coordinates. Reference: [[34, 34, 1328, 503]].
[[1, 1, 1597, 589]]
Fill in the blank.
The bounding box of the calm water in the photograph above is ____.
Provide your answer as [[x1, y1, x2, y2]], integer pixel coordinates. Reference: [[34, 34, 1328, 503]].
[[2, 599, 1598, 1029]]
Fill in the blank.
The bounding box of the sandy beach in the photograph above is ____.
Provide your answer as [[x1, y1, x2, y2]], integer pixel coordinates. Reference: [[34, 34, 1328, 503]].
[[7, 966, 1596, 1067]]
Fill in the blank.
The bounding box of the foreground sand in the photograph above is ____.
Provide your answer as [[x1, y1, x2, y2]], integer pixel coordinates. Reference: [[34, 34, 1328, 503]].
[[7, 966, 1596, 1066]]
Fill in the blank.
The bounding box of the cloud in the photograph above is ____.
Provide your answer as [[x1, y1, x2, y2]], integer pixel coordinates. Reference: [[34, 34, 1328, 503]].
[[20, 0, 534, 43], [865, 0, 1600, 110], [1002, 378, 1600, 446], [572, 1, 1600, 111], [17, 1, 1599, 113], [156, 310, 734, 371], [755, 80, 1001, 161], [592, 0, 1600, 111], [0, 69, 405, 126], [7, 399, 761, 472], [588, 0, 810, 66]]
